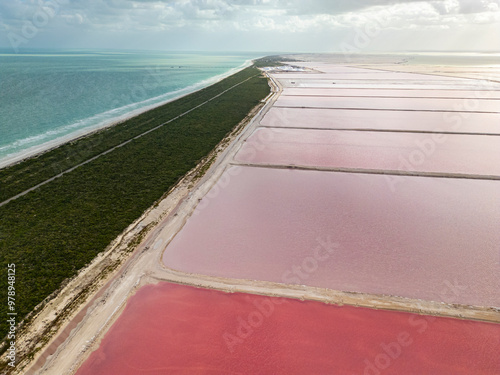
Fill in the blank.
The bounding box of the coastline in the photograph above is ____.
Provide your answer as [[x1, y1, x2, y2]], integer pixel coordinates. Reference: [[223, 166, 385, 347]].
[[0, 58, 256, 170], [0, 65, 272, 374], [19, 81, 275, 375]]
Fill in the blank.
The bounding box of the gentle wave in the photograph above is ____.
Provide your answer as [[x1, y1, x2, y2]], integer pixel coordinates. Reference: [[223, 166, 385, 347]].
[[0, 58, 254, 168]]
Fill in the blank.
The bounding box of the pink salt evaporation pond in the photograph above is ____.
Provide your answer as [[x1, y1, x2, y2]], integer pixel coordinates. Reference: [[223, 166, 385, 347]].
[[261, 107, 500, 134], [272, 72, 466, 81], [274, 95, 500, 113], [235, 128, 500, 177], [163, 167, 500, 307], [281, 87, 500, 99], [76, 282, 500, 375], [280, 79, 500, 90]]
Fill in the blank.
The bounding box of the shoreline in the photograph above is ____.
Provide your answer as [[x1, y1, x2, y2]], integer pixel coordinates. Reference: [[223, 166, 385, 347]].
[[20, 70, 277, 375], [0, 65, 273, 374], [0, 59, 255, 170]]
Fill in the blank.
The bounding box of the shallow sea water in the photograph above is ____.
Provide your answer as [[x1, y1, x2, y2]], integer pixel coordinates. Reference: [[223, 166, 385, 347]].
[[0, 50, 258, 165]]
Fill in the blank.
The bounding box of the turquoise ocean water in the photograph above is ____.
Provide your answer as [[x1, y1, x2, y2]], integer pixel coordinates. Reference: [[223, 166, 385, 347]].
[[0, 50, 260, 167]]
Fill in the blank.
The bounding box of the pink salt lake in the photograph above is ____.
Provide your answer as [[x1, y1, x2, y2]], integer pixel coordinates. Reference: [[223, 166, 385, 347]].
[[261, 107, 500, 134], [274, 95, 500, 113], [235, 128, 500, 177], [281, 88, 500, 99], [163, 166, 500, 308], [76, 282, 500, 375]]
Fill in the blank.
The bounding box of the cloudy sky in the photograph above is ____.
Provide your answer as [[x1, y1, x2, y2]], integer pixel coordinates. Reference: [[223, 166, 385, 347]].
[[0, 0, 499, 52]]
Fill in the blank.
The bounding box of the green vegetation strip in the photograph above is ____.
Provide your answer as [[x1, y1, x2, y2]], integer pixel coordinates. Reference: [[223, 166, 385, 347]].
[[0, 66, 270, 348], [0, 73, 259, 208]]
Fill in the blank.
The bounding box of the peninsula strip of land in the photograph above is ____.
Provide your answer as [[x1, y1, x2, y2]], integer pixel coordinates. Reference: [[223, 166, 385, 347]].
[[0, 61, 275, 373]]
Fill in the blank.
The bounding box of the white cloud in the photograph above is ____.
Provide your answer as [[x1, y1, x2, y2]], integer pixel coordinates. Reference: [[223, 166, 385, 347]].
[[0, 0, 498, 52], [431, 0, 500, 14]]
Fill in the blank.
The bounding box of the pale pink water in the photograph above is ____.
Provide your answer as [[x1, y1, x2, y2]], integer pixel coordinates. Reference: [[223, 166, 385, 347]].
[[261, 107, 500, 134], [163, 167, 500, 307], [275, 96, 500, 113], [76, 282, 500, 375], [282, 88, 500, 99], [272, 72, 464, 81], [281, 80, 497, 90], [235, 128, 500, 177]]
